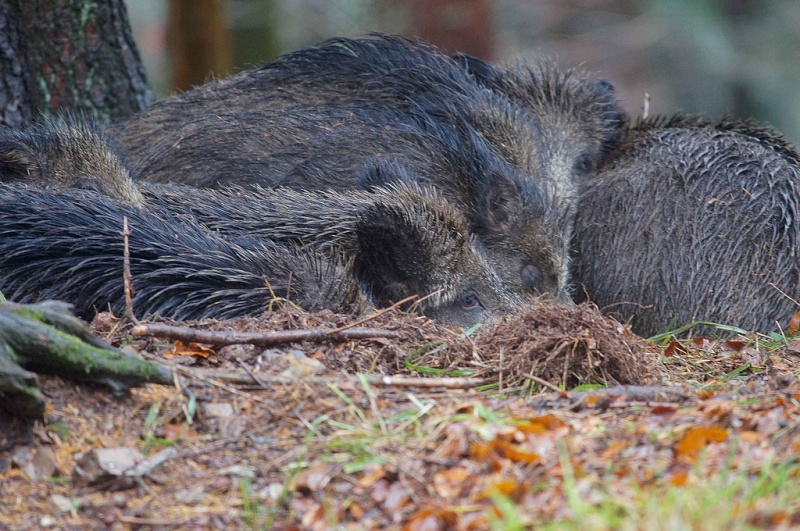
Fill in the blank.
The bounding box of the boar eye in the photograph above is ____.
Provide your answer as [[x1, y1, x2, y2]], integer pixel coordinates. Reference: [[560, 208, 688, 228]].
[[461, 293, 484, 311], [521, 264, 541, 292]]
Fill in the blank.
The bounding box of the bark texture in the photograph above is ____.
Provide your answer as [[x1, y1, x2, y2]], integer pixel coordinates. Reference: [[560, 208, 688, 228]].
[[0, 0, 153, 127]]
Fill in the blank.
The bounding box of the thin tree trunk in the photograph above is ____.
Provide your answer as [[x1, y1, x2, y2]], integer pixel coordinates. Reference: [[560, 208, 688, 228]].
[[168, 0, 232, 92], [408, 0, 495, 60]]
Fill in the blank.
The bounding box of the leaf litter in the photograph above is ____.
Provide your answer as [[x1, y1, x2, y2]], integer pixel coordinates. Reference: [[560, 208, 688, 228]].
[[1, 300, 800, 528]]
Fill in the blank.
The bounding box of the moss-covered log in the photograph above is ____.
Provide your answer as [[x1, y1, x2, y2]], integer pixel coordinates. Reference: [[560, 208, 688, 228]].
[[0, 300, 172, 418]]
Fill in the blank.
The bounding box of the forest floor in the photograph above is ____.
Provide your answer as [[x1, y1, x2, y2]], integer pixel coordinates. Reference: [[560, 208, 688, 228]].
[[2, 301, 800, 529]]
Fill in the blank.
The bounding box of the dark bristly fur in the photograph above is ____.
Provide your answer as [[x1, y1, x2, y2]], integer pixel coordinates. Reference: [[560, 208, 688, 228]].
[[572, 115, 800, 336], [0, 182, 522, 328], [0, 185, 366, 321], [108, 35, 627, 301], [0, 118, 144, 206], [145, 179, 526, 323]]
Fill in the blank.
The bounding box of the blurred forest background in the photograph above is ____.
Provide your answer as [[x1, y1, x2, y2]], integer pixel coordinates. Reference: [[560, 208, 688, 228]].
[[127, 0, 800, 143]]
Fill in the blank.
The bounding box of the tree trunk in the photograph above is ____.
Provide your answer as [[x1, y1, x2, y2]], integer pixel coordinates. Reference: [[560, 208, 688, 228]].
[[0, 0, 153, 127], [168, 0, 233, 92], [408, 0, 495, 60], [0, 1, 164, 419]]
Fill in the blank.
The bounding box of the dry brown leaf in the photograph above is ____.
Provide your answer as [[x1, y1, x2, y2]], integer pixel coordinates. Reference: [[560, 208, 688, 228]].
[[383, 481, 411, 512], [788, 311, 800, 335], [163, 340, 216, 359], [404, 507, 458, 531], [600, 439, 628, 460], [674, 426, 728, 462], [433, 467, 471, 499], [664, 340, 687, 357], [356, 465, 387, 488], [291, 462, 336, 492]]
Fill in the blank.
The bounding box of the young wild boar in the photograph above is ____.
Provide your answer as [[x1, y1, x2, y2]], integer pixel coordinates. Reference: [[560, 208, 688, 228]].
[[107, 35, 627, 302], [0, 118, 144, 206], [0, 181, 522, 328], [572, 115, 800, 336]]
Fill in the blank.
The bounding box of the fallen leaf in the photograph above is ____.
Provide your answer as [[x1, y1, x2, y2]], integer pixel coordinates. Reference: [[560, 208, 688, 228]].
[[357, 465, 387, 488], [675, 426, 728, 462], [651, 405, 677, 416], [163, 340, 215, 359], [292, 461, 336, 492], [405, 507, 458, 531], [600, 439, 628, 460], [383, 481, 411, 511], [788, 311, 800, 335], [664, 340, 687, 357], [488, 439, 539, 464], [516, 415, 567, 435], [433, 467, 470, 499], [724, 339, 746, 351], [163, 422, 201, 442]]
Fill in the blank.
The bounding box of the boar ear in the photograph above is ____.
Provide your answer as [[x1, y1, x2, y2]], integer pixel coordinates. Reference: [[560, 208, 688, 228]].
[[476, 172, 526, 235], [452, 53, 501, 87], [352, 203, 433, 307], [0, 137, 40, 181]]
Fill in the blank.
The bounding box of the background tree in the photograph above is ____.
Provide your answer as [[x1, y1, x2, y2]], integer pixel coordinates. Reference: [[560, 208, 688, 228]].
[[0, 0, 153, 127], [168, 0, 233, 91]]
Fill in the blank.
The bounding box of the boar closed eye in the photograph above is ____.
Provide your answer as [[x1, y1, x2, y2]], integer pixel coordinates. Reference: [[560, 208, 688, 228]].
[[521, 264, 541, 291], [461, 293, 484, 311]]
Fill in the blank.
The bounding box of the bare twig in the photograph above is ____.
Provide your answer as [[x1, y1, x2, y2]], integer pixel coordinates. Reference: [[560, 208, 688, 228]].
[[236, 358, 269, 388], [176, 367, 490, 389], [642, 92, 651, 119], [516, 385, 695, 411], [132, 321, 402, 346], [328, 294, 419, 333], [124, 447, 178, 478], [121, 216, 139, 324], [526, 373, 563, 393]]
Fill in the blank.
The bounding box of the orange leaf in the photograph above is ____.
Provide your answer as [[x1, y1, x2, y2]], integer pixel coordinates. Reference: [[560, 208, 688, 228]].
[[669, 470, 689, 487], [516, 414, 566, 434], [664, 340, 687, 357], [163, 340, 215, 359], [651, 405, 677, 416], [789, 311, 800, 335], [469, 442, 492, 461], [163, 422, 201, 442], [675, 426, 728, 462], [348, 502, 365, 520], [485, 477, 519, 497], [584, 394, 603, 406], [405, 507, 458, 531], [357, 465, 387, 488], [489, 440, 540, 464], [433, 467, 471, 499], [739, 431, 766, 444], [600, 439, 628, 460], [478, 476, 530, 502]]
